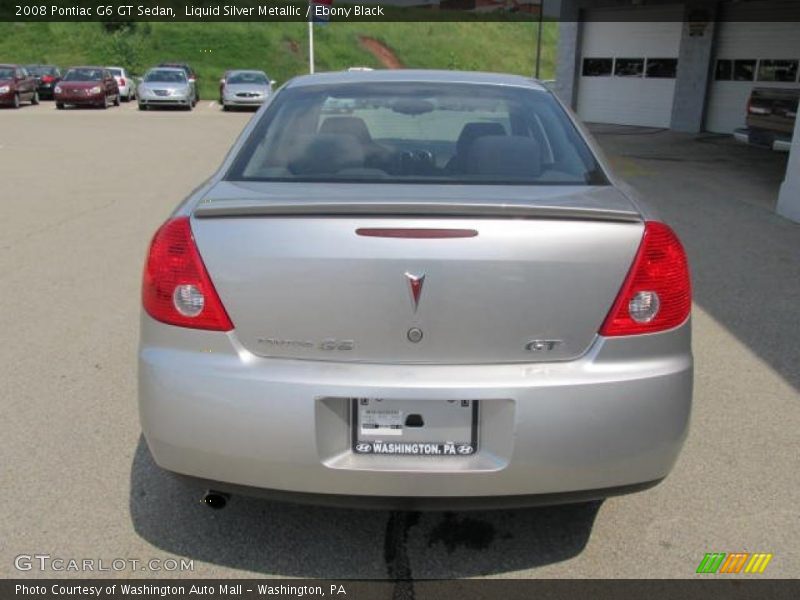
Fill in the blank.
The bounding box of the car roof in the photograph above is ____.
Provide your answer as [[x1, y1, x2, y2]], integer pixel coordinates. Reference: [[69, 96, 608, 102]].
[[285, 69, 547, 91], [0, 64, 21, 68], [68, 66, 107, 70], [228, 69, 268, 75], [147, 67, 186, 73]]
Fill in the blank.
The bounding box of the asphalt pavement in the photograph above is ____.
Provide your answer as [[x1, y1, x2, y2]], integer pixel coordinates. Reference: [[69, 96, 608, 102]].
[[1, 103, 798, 580]]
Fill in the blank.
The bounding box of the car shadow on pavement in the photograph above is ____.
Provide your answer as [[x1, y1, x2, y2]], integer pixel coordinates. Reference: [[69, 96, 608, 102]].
[[129, 437, 601, 578]]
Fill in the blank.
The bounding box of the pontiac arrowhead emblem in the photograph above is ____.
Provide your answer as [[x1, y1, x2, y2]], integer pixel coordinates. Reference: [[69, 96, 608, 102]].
[[405, 272, 425, 312]]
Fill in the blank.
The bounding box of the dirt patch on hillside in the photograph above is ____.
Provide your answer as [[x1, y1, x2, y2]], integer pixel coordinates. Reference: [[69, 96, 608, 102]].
[[359, 36, 404, 69], [285, 39, 300, 55]]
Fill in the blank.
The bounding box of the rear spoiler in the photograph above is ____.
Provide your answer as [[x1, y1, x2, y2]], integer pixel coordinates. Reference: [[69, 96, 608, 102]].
[[193, 200, 642, 222]]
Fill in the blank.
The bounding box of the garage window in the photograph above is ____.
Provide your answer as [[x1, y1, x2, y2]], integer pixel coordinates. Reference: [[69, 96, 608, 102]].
[[582, 58, 613, 77], [715, 60, 733, 81], [614, 58, 644, 78], [733, 60, 757, 81], [757, 59, 799, 82], [645, 58, 678, 79]]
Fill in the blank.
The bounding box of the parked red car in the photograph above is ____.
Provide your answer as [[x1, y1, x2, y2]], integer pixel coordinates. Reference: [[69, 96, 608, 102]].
[[55, 66, 120, 109], [0, 64, 39, 108]]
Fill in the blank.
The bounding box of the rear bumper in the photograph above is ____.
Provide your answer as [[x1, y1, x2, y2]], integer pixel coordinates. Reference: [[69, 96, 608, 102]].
[[139, 316, 692, 504], [178, 473, 663, 510], [733, 127, 792, 152]]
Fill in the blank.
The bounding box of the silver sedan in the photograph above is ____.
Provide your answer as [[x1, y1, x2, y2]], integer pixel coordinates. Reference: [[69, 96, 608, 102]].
[[137, 67, 196, 111], [139, 70, 693, 510], [221, 69, 274, 110]]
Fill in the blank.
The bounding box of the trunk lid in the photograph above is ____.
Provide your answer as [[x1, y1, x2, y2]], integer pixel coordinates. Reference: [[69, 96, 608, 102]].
[[191, 182, 643, 364]]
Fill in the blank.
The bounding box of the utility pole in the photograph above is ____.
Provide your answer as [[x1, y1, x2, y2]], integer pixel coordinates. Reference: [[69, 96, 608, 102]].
[[308, 19, 315, 74], [535, 0, 544, 79]]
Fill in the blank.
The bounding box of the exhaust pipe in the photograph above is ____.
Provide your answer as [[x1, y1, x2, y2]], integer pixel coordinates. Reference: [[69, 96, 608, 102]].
[[202, 490, 230, 510]]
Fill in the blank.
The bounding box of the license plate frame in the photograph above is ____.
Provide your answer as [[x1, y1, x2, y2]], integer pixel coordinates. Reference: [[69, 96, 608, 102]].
[[351, 398, 479, 457]]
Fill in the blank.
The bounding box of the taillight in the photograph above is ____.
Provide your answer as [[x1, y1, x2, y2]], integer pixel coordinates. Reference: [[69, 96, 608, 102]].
[[600, 221, 691, 336], [120, 77, 126, 86], [42, 75, 54, 83], [142, 216, 233, 331]]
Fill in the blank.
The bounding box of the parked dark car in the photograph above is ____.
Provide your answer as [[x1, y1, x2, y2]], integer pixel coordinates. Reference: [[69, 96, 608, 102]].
[[0, 64, 39, 108], [55, 67, 120, 109], [158, 62, 199, 105], [25, 64, 62, 100], [734, 87, 798, 152]]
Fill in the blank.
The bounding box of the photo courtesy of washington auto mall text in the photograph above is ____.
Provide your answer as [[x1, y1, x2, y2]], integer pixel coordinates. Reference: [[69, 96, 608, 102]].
[[13, 583, 349, 598]]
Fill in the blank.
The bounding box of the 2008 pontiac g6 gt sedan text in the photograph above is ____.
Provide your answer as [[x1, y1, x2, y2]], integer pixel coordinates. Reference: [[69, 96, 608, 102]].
[[138, 70, 692, 510]]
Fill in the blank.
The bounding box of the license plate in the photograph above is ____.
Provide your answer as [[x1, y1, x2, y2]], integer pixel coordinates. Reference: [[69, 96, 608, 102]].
[[351, 398, 478, 456]]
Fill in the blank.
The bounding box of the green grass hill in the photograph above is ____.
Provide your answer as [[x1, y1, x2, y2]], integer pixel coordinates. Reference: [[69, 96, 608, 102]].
[[0, 21, 557, 99]]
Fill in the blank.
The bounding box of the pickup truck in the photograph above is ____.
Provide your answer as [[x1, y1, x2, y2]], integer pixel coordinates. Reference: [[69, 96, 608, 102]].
[[733, 87, 798, 152]]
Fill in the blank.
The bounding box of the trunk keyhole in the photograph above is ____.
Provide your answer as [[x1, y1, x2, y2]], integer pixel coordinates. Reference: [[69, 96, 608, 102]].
[[405, 414, 424, 428]]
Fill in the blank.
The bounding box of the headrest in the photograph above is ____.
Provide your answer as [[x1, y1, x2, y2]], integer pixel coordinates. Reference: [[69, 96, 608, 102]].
[[288, 134, 365, 175], [456, 122, 507, 155], [465, 136, 542, 180], [319, 117, 373, 145]]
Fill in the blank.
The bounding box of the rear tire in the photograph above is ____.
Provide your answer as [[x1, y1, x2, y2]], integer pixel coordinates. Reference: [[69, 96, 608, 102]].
[[222, 104, 229, 112], [12, 93, 20, 109], [56, 102, 64, 110], [113, 94, 120, 107], [138, 103, 147, 111], [31, 91, 39, 105], [122, 94, 130, 103]]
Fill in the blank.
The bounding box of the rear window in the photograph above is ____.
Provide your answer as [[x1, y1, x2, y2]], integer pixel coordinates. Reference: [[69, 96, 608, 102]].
[[228, 82, 606, 185], [109, 68, 123, 77]]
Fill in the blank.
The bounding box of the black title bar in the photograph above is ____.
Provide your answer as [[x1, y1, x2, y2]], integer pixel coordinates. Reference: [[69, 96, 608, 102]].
[[4, 579, 800, 600]]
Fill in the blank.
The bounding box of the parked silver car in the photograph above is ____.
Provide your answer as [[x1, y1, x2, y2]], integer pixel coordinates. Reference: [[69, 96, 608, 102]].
[[137, 67, 195, 111], [107, 66, 135, 102], [221, 69, 274, 111], [139, 70, 693, 510]]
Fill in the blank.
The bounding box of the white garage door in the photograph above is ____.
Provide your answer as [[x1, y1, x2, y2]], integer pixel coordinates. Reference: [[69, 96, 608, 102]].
[[706, 22, 800, 134], [576, 6, 683, 128]]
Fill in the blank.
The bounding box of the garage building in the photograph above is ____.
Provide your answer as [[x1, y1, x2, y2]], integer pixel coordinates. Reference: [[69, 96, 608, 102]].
[[554, 0, 800, 223]]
